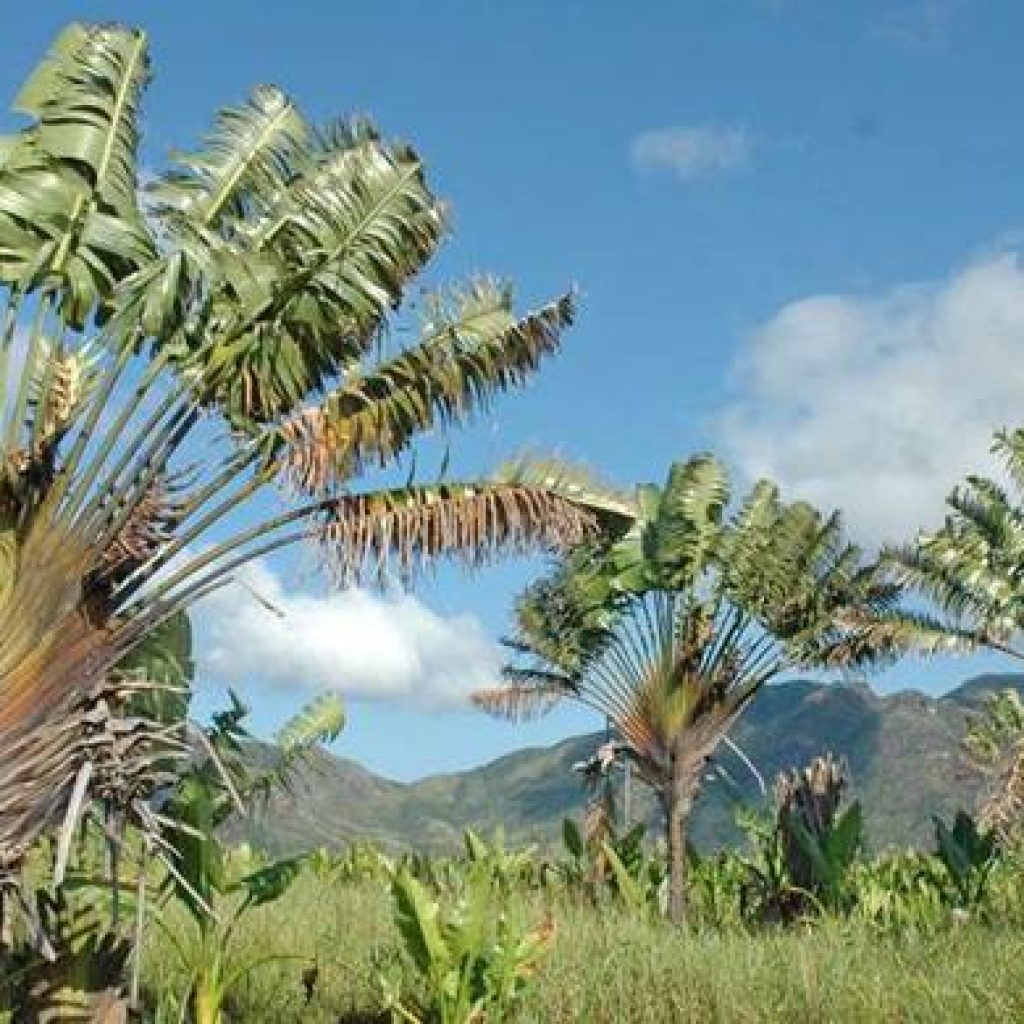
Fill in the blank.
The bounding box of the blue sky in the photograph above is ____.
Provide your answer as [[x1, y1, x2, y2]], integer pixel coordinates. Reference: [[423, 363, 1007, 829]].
[[5, 1, 1024, 779]]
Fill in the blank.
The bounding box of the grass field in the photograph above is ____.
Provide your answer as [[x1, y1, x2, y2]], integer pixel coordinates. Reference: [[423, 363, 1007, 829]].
[[140, 871, 1024, 1023]]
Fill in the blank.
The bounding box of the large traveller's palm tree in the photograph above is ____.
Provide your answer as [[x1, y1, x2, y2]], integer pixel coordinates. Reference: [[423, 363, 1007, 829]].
[[476, 455, 938, 923], [0, 24, 623, 890]]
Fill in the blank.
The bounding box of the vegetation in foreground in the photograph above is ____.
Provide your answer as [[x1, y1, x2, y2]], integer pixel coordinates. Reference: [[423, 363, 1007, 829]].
[[132, 826, 1024, 1023], [6, 707, 1023, 1022]]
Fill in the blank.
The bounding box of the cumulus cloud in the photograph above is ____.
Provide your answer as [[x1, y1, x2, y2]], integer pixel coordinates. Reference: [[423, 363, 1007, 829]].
[[630, 125, 750, 181], [717, 252, 1024, 546], [196, 560, 501, 710]]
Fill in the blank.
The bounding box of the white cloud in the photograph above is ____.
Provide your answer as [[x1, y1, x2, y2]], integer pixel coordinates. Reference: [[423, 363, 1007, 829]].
[[196, 560, 501, 710], [717, 251, 1024, 546], [630, 125, 750, 181]]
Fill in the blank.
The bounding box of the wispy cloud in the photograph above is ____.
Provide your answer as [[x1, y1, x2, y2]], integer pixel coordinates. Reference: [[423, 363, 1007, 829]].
[[873, 0, 966, 51], [195, 560, 501, 711], [717, 250, 1024, 546], [630, 125, 750, 181]]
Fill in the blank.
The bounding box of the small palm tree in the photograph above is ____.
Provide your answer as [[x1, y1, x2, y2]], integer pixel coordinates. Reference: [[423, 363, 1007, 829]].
[[886, 427, 1024, 839], [476, 455, 915, 924], [0, 24, 621, 890], [885, 429, 1024, 660]]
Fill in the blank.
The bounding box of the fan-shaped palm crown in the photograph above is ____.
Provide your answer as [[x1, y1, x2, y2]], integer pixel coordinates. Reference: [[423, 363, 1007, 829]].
[[0, 24, 623, 879], [476, 454, 904, 922]]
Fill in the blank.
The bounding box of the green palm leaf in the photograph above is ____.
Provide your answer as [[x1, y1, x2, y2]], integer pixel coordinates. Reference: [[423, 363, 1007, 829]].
[[0, 23, 154, 319], [276, 692, 345, 753], [150, 84, 307, 231], [276, 282, 575, 492], [647, 455, 729, 588]]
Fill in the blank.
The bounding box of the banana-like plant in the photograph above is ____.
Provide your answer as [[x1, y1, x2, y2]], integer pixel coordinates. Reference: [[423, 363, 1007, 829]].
[[598, 831, 665, 918], [152, 692, 343, 1024], [787, 803, 864, 915], [846, 853, 947, 934], [775, 753, 862, 915], [0, 21, 623, 912], [476, 455, 921, 925], [462, 829, 538, 894], [931, 810, 999, 914], [384, 864, 555, 1024]]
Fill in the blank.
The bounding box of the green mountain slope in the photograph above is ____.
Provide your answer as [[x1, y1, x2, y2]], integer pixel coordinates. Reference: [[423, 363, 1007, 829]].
[[238, 674, 1023, 855]]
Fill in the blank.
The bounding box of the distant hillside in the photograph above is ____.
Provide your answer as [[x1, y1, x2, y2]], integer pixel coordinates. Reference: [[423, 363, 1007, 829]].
[[236, 673, 1024, 855]]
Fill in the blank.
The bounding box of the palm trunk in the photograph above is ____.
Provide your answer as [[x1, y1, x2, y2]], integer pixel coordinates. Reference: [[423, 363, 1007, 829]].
[[665, 771, 695, 926]]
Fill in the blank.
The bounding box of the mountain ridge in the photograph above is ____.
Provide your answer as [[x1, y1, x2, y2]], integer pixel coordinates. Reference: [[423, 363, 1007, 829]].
[[236, 673, 1024, 855]]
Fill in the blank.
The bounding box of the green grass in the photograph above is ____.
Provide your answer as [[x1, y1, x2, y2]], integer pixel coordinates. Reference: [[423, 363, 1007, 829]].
[[141, 872, 1024, 1022]]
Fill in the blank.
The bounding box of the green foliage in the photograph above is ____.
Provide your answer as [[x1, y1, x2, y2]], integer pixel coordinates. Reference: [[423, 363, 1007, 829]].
[[789, 801, 864, 912], [150, 693, 345, 1022], [561, 818, 584, 862], [116, 609, 194, 724], [232, 855, 306, 912], [965, 689, 1024, 768], [846, 854, 947, 933], [933, 811, 999, 912], [385, 865, 554, 1024], [461, 828, 538, 895], [734, 806, 799, 925], [127, 861, 1024, 1022], [1, 887, 133, 1020], [884, 429, 1024, 662], [479, 455, 911, 924], [277, 693, 345, 755], [553, 811, 663, 911], [599, 838, 665, 918], [248, 692, 346, 807], [307, 841, 395, 885]]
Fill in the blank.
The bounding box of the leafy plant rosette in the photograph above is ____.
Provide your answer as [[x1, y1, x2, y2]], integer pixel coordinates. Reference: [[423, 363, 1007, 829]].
[[383, 863, 555, 1024]]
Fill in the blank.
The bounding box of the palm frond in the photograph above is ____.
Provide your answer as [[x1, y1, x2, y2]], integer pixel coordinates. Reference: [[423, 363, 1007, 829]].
[[648, 454, 729, 588], [993, 428, 1024, 492], [806, 607, 982, 669], [509, 553, 618, 676], [248, 692, 345, 806], [276, 692, 345, 753], [193, 137, 445, 422], [884, 535, 1016, 635], [495, 455, 636, 525], [316, 480, 598, 585], [150, 84, 307, 231], [0, 23, 154, 318], [472, 670, 576, 722], [277, 282, 575, 493]]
